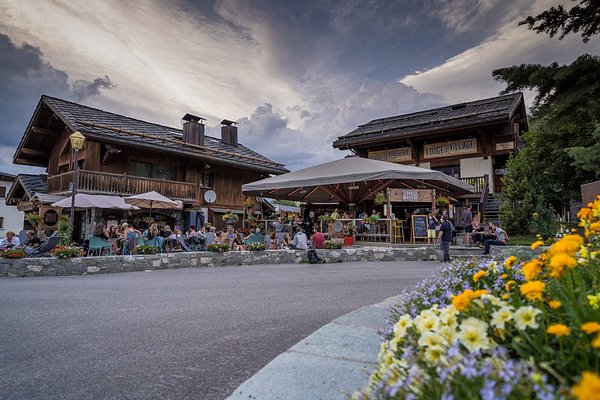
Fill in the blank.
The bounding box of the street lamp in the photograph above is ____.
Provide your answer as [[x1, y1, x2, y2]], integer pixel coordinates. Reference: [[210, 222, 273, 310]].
[[69, 131, 86, 231]]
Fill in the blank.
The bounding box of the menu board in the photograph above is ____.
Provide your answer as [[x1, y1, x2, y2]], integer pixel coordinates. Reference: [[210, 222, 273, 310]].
[[412, 215, 428, 241]]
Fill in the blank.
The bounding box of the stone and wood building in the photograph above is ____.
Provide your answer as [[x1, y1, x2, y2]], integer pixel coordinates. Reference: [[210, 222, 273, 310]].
[[7, 95, 288, 237], [333, 92, 528, 222]]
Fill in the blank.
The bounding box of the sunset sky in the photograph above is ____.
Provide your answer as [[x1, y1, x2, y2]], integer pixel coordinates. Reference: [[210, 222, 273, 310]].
[[1, 0, 598, 174]]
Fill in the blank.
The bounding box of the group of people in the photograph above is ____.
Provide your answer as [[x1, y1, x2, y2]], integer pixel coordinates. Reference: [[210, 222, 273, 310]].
[[0, 230, 42, 253]]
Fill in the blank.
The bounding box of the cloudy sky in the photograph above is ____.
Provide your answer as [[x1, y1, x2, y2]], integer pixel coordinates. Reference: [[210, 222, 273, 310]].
[[0, 0, 598, 175]]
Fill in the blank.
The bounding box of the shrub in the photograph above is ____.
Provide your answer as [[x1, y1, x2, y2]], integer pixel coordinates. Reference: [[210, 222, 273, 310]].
[[132, 244, 158, 255], [56, 216, 73, 246], [0, 248, 26, 259], [207, 243, 229, 252], [247, 242, 266, 251], [324, 240, 342, 249], [51, 246, 82, 259], [353, 196, 600, 400]]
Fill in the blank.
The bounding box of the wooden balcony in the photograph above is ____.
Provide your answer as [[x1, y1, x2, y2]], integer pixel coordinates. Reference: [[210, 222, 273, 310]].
[[460, 175, 488, 193], [47, 170, 197, 201]]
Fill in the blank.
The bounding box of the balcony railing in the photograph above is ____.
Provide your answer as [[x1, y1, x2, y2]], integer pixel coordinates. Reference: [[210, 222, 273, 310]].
[[47, 170, 197, 201], [460, 175, 488, 193]]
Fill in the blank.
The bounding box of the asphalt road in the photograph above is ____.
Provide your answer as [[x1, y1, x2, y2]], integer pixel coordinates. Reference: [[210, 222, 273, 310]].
[[0, 261, 439, 400]]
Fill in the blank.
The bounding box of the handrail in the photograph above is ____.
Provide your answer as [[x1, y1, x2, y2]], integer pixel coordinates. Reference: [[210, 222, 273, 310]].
[[480, 174, 489, 218]]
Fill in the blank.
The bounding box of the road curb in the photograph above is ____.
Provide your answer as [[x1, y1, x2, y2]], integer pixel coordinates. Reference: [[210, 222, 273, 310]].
[[226, 295, 400, 400]]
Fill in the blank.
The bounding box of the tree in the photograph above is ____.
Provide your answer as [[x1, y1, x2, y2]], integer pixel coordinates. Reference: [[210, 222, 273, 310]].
[[520, 0, 600, 43]]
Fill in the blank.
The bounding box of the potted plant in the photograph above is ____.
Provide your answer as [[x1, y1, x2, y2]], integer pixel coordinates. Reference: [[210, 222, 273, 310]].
[[435, 195, 450, 209], [26, 212, 41, 228], [374, 191, 387, 205], [51, 246, 83, 259], [324, 240, 343, 249], [247, 242, 266, 251], [344, 222, 355, 246], [222, 210, 239, 225], [133, 244, 158, 255], [57, 215, 74, 246], [243, 198, 255, 211], [0, 248, 26, 259], [246, 215, 258, 228], [207, 243, 230, 252]]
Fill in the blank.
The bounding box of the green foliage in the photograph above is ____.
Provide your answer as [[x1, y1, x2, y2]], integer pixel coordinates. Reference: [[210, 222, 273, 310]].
[[207, 243, 229, 252], [324, 240, 343, 249], [51, 246, 82, 259], [374, 191, 387, 205], [494, 54, 600, 228], [132, 244, 158, 255], [0, 248, 26, 259], [520, 0, 600, 43], [57, 216, 73, 246]]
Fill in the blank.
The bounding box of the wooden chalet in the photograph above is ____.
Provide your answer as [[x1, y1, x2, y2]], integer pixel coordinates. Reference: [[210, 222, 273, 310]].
[[333, 92, 528, 222], [10, 95, 288, 234]]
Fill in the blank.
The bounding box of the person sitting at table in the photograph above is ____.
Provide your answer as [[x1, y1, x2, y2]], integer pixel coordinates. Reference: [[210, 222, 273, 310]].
[[233, 233, 246, 251], [226, 227, 237, 249], [1, 231, 21, 249], [93, 223, 109, 240], [281, 233, 292, 249], [471, 215, 485, 247], [187, 226, 198, 240], [205, 226, 216, 245], [108, 226, 120, 253], [21, 230, 41, 251], [159, 225, 172, 239], [311, 228, 325, 249], [195, 226, 207, 250], [483, 223, 509, 255], [269, 232, 278, 250]]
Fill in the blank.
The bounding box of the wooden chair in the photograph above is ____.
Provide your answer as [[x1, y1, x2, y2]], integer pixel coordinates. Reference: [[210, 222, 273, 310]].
[[392, 220, 405, 243]]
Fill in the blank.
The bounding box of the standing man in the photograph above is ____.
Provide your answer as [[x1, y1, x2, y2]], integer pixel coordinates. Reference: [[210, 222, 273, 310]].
[[438, 214, 453, 263], [463, 204, 473, 247]]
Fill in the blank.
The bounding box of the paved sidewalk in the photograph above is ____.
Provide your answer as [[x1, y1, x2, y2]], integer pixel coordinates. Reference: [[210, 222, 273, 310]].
[[226, 296, 399, 400]]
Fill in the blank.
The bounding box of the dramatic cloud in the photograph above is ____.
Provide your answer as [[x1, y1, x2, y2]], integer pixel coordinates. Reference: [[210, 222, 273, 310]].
[[0, 34, 115, 173]]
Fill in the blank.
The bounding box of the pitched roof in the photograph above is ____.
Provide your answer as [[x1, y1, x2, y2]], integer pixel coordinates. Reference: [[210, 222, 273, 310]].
[[0, 172, 16, 181], [16, 174, 47, 198], [333, 92, 526, 149], [14, 96, 288, 175]]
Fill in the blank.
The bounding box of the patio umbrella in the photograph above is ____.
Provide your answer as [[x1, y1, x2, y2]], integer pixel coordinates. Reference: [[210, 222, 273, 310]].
[[123, 191, 179, 217], [51, 193, 139, 210]]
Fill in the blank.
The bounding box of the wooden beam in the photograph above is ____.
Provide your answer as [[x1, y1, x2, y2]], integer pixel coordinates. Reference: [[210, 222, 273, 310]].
[[321, 186, 346, 202], [31, 126, 58, 136], [303, 186, 320, 200], [357, 179, 395, 203], [21, 148, 49, 156]]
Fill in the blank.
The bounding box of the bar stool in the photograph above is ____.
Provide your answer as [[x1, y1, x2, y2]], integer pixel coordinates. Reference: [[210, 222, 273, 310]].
[[392, 220, 405, 243]]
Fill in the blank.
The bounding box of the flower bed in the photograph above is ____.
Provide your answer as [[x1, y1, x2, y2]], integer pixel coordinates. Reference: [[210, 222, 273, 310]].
[[247, 242, 266, 251], [0, 248, 26, 259], [51, 246, 82, 259], [132, 244, 158, 255], [207, 243, 229, 252], [353, 197, 600, 400], [324, 240, 343, 249]]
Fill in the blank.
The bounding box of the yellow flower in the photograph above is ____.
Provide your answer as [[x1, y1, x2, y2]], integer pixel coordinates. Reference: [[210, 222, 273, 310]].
[[452, 290, 475, 312], [577, 207, 593, 222], [530, 240, 544, 250], [572, 371, 600, 400], [514, 306, 542, 331], [581, 322, 600, 334], [505, 256, 517, 269], [473, 270, 487, 283], [589, 221, 600, 234], [458, 318, 490, 352], [547, 323, 570, 337], [505, 280, 516, 292], [522, 259, 543, 281], [473, 289, 488, 298], [551, 234, 584, 256], [588, 294, 600, 310], [548, 300, 562, 309], [549, 253, 577, 278], [593, 335, 600, 349], [520, 281, 545, 301], [501, 294, 510, 300], [500, 273, 508, 279]]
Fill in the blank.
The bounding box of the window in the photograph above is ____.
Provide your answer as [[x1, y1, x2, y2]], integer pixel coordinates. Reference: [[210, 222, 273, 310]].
[[201, 171, 213, 188], [0, 186, 5, 198], [0, 217, 4, 229], [128, 161, 152, 178], [433, 165, 461, 178], [154, 165, 177, 181]]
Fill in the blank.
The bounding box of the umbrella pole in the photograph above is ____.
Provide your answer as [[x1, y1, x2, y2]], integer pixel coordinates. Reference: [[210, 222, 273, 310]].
[[149, 201, 153, 219]]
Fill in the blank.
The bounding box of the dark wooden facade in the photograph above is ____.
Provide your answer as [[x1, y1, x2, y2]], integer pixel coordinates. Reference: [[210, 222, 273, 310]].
[[12, 96, 288, 219]]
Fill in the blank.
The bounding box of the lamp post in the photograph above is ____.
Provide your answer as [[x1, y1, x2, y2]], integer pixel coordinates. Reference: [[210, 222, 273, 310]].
[[69, 131, 86, 234]]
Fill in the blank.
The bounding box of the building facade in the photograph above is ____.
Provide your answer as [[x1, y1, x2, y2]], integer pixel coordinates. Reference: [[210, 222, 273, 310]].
[[7, 95, 288, 238], [0, 173, 25, 236]]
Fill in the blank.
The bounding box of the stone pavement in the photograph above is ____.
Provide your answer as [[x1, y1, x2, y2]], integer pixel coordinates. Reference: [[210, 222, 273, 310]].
[[226, 296, 400, 400]]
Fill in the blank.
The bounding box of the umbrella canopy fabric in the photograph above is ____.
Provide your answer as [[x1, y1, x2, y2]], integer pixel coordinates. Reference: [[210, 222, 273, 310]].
[[242, 156, 474, 203], [123, 191, 179, 217], [51, 194, 139, 210]]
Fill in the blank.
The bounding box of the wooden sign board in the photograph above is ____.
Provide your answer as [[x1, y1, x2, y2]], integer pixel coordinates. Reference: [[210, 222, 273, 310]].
[[388, 188, 434, 203], [412, 215, 428, 241], [423, 138, 477, 159], [368, 147, 412, 163], [496, 142, 515, 151]]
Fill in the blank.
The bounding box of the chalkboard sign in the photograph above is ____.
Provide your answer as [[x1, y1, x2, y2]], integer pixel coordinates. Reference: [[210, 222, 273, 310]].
[[412, 215, 428, 242]]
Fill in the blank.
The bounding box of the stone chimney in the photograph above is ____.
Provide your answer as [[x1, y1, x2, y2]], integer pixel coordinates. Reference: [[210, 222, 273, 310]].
[[220, 119, 238, 146], [182, 113, 206, 146]]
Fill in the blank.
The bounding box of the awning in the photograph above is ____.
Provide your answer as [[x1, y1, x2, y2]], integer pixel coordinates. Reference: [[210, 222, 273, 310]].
[[51, 194, 139, 210], [243, 156, 474, 203], [32, 193, 67, 204], [209, 208, 244, 214]]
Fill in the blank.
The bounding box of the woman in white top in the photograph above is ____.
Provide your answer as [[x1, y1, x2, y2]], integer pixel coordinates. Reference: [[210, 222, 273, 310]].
[[0, 231, 21, 248]]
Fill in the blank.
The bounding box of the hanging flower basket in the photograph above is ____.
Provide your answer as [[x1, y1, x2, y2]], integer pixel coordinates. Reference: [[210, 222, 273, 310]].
[[374, 191, 387, 205], [435, 196, 450, 208]]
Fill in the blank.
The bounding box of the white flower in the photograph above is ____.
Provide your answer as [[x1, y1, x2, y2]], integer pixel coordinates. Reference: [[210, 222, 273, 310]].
[[437, 325, 458, 344], [417, 331, 447, 348], [458, 318, 490, 352], [423, 345, 447, 366], [481, 294, 506, 307], [394, 314, 413, 338], [438, 307, 459, 328], [415, 313, 440, 333], [514, 306, 542, 331], [491, 306, 513, 330]]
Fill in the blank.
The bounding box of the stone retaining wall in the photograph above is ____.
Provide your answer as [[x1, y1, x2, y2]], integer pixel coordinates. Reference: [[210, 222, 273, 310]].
[[0, 247, 439, 277]]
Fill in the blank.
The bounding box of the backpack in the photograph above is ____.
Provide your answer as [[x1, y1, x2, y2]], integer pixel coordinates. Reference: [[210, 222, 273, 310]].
[[307, 249, 323, 264]]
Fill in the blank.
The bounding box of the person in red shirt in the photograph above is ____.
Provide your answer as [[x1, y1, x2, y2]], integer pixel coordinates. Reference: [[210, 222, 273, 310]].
[[311, 228, 325, 249]]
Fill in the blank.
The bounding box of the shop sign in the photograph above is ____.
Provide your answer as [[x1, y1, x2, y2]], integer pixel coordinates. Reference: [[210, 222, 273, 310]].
[[17, 201, 34, 212], [423, 138, 477, 159], [368, 147, 412, 162], [388, 188, 434, 203], [496, 142, 515, 150]]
